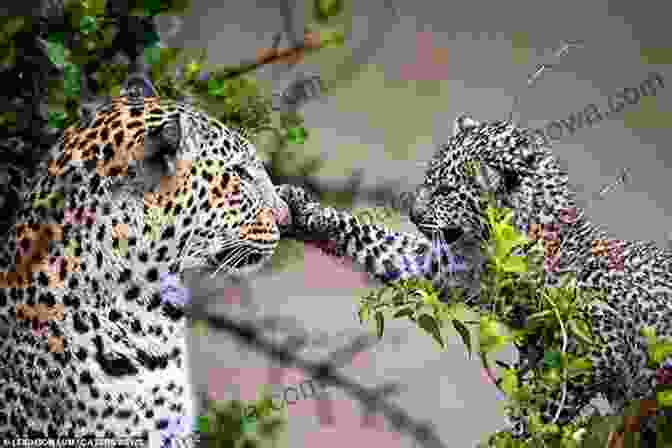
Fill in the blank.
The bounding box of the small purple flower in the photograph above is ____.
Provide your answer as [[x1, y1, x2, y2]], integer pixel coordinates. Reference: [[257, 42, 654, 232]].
[[160, 272, 180, 288], [663, 356, 672, 369], [158, 415, 194, 448], [197, 70, 209, 82], [162, 288, 191, 306], [382, 268, 401, 282], [447, 254, 467, 273], [519, 222, 529, 236], [160, 272, 191, 306]]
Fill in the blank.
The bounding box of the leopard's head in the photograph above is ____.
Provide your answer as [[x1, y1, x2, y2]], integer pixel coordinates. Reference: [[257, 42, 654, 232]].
[[409, 114, 574, 249], [45, 74, 289, 278]]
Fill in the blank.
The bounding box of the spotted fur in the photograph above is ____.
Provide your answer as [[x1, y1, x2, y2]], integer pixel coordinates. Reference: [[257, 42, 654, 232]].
[[278, 114, 672, 442], [0, 75, 289, 441]]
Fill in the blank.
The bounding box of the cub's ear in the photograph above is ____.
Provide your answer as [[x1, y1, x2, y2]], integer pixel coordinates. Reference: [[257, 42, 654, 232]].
[[453, 114, 480, 135]]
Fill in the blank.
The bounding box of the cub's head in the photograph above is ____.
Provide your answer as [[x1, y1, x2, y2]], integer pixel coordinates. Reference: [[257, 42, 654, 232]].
[[409, 114, 573, 247]]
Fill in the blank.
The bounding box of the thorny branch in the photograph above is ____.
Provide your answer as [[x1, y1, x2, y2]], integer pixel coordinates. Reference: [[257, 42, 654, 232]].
[[189, 304, 447, 448]]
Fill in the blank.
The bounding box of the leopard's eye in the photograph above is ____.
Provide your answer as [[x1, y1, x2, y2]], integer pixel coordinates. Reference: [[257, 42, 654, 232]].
[[231, 165, 253, 181]]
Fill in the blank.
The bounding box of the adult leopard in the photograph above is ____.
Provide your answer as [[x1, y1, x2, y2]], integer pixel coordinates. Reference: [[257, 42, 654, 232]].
[[0, 74, 295, 442], [277, 114, 672, 444]]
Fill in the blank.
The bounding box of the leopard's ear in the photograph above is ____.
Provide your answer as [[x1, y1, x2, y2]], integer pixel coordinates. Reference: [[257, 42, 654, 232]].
[[453, 114, 480, 135], [138, 115, 182, 191], [121, 73, 158, 99]]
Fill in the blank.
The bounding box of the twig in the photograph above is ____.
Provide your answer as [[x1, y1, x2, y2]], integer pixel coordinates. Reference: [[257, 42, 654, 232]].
[[220, 33, 323, 80]]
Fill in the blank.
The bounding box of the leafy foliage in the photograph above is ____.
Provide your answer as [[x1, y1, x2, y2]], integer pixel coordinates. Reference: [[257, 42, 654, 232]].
[[200, 391, 287, 448], [355, 194, 669, 447]]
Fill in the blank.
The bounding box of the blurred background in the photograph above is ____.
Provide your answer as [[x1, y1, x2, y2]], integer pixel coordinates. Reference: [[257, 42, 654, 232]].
[[162, 0, 671, 446]]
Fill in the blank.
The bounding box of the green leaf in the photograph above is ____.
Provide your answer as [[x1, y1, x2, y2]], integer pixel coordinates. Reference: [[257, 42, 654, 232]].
[[502, 255, 528, 273], [390, 291, 407, 307], [241, 416, 257, 433], [357, 305, 370, 323], [641, 326, 658, 346], [286, 126, 308, 144], [47, 111, 67, 129], [63, 63, 81, 97], [542, 368, 562, 385], [207, 77, 227, 97], [392, 307, 414, 319], [421, 290, 441, 306], [318, 30, 346, 49], [0, 17, 25, 41], [443, 302, 471, 321], [650, 341, 672, 365], [418, 314, 445, 349], [479, 317, 512, 354], [46, 40, 67, 67], [568, 319, 596, 346], [542, 350, 562, 369], [567, 357, 592, 377], [79, 15, 98, 34], [658, 390, 672, 407], [144, 0, 163, 15], [452, 319, 472, 358], [511, 385, 533, 403], [143, 45, 162, 66], [375, 311, 384, 338], [197, 415, 210, 433], [494, 228, 526, 262], [500, 369, 519, 396], [314, 0, 344, 22]]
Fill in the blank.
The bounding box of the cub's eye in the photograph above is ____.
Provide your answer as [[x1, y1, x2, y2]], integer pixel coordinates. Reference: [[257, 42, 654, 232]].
[[434, 185, 454, 196]]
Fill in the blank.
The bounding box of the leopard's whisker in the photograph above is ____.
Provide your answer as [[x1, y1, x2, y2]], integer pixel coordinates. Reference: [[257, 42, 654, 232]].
[[230, 247, 255, 268], [211, 246, 254, 278]]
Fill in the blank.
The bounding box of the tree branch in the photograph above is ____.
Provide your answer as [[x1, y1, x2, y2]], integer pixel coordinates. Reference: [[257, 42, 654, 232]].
[[189, 304, 449, 448]]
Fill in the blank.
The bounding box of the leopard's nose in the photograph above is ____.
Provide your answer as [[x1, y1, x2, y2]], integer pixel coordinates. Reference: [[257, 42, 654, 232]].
[[255, 208, 275, 228]]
